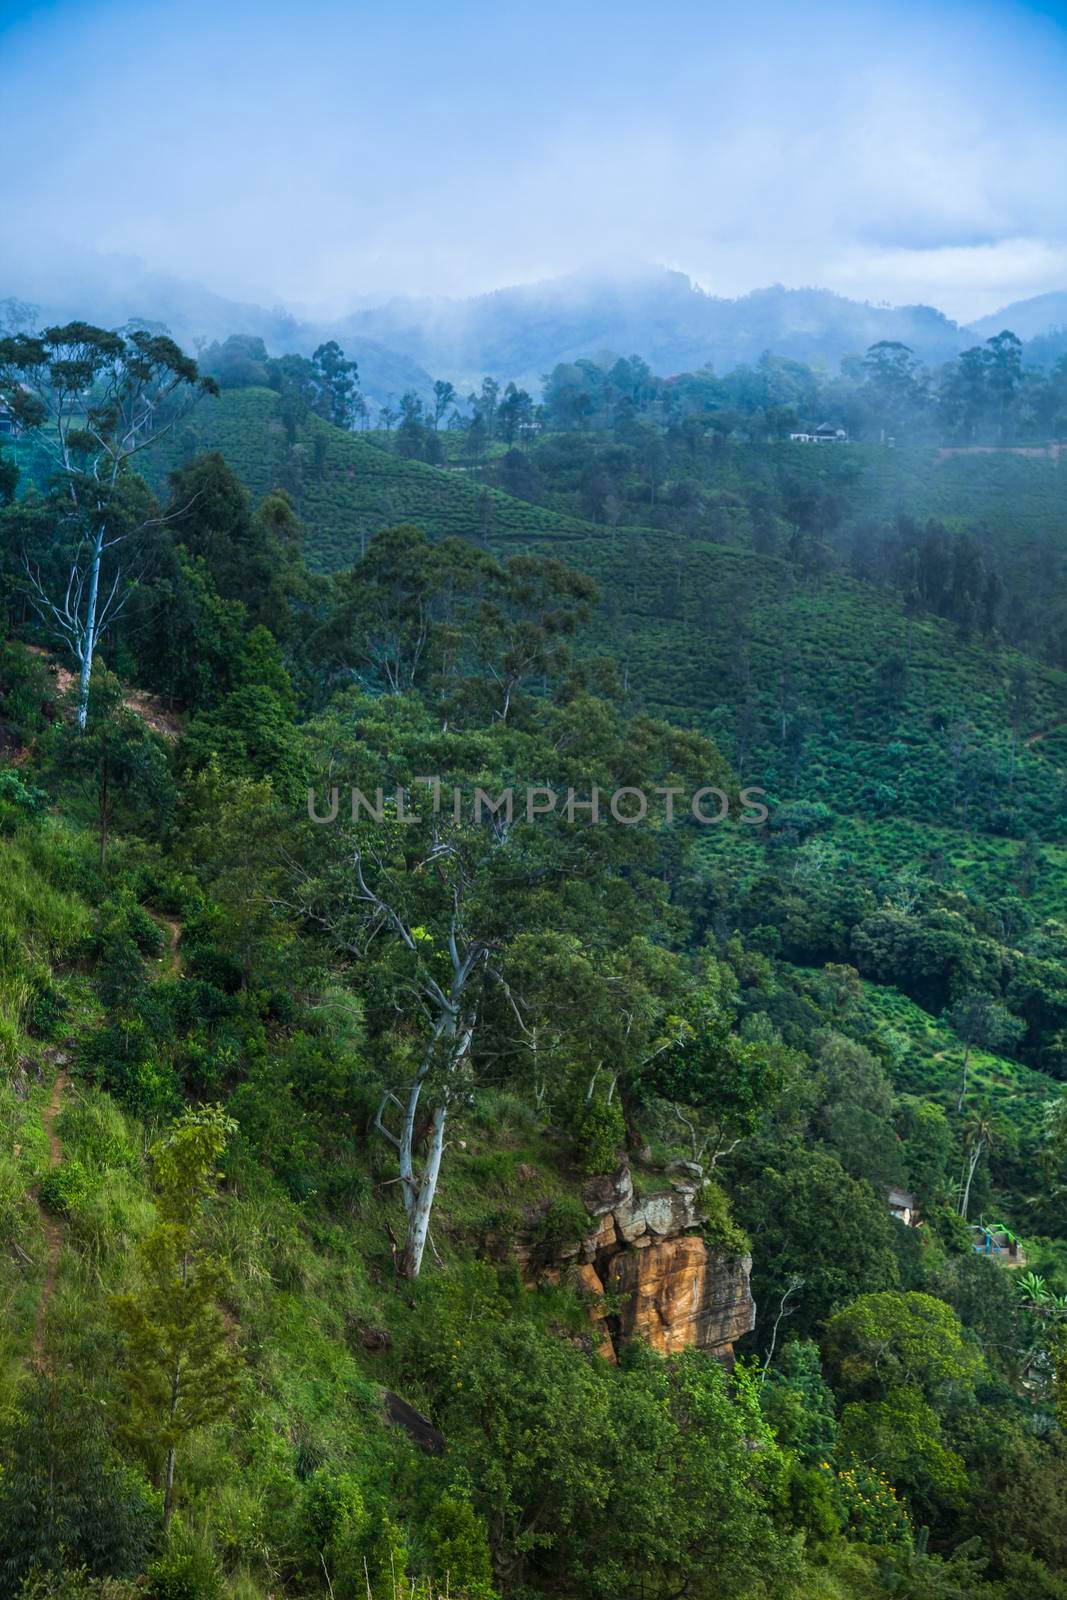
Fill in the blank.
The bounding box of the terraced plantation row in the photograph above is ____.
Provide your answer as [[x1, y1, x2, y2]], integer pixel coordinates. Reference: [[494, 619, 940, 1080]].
[[147, 390, 1067, 842], [148, 388, 594, 570]]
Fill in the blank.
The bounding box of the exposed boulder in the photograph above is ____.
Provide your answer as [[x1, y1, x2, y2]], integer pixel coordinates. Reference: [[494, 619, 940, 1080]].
[[643, 1190, 698, 1236], [581, 1211, 617, 1261], [607, 1237, 755, 1361], [582, 1165, 634, 1216], [614, 1197, 649, 1244], [382, 1390, 445, 1454], [496, 1161, 755, 1364]]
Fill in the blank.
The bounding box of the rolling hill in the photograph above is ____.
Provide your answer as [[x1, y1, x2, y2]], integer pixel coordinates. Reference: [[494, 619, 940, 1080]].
[[147, 388, 595, 569], [14, 256, 1067, 404], [145, 387, 1067, 853], [334, 267, 969, 389]]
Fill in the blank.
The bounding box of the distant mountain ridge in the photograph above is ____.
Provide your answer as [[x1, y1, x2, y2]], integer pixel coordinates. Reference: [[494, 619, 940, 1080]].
[[334, 267, 969, 389], [0, 256, 437, 409], [968, 291, 1067, 342], [6, 254, 1067, 398]]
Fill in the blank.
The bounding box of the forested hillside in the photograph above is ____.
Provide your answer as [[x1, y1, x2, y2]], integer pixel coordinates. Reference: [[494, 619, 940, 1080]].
[[0, 321, 1066, 1600], [142, 389, 594, 567], [141, 383, 1067, 845], [16, 261, 1067, 392]]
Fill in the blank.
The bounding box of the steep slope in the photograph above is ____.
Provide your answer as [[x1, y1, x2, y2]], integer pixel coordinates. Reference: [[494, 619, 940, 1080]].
[[5, 367, 1067, 1596], [148, 389, 594, 570], [549, 531, 1066, 834], [146, 391, 1067, 849]]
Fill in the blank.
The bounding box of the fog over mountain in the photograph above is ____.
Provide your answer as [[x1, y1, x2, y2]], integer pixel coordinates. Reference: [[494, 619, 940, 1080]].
[[0, 252, 438, 407], [969, 290, 1067, 342], [6, 0, 1067, 324], [331, 267, 970, 392], [9, 254, 1067, 405]]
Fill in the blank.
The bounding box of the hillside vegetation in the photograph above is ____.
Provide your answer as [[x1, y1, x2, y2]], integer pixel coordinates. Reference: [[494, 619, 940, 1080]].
[[1, 320, 1066, 1600], [146, 387, 1067, 843], [147, 389, 593, 569]]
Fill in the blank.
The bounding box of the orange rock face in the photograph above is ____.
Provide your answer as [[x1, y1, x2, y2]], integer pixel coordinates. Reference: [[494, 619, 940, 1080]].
[[491, 1165, 755, 1364], [606, 1235, 755, 1360], [573, 1262, 618, 1363]]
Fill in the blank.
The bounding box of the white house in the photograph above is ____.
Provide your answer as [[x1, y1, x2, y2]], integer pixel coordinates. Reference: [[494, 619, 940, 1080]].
[[789, 422, 849, 444]]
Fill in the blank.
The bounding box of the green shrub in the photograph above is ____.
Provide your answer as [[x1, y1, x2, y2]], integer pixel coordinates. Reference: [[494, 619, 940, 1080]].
[[0, 1010, 21, 1073], [90, 895, 165, 1013], [569, 1092, 624, 1176], [144, 1532, 223, 1600], [699, 1177, 750, 1258], [0, 643, 57, 746], [0, 1152, 28, 1245], [124, 903, 166, 961], [426, 1493, 496, 1599], [0, 1375, 159, 1590], [0, 768, 48, 817], [28, 968, 69, 1037], [38, 1159, 91, 1216], [364, 1512, 409, 1599], [299, 1468, 366, 1557], [829, 1459, 911, 1547], [80, 1022, 183, 1118], [297, 1468, 369, 1596], [17, 1566, 138, 1599], [530, 1195, 590, 1256]]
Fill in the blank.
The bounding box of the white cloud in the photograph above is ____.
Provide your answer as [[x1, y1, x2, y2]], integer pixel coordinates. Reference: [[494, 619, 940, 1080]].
[[829, 240, 1067, 321], [2, 0, 1067, 320]]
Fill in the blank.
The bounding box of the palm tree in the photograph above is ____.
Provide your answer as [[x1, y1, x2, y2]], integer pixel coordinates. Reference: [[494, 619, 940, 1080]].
[[958, 1104, 1005, 1220]]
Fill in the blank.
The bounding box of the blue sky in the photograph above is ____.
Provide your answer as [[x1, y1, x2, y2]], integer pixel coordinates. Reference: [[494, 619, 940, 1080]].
[[2, 0, 1067, 318]]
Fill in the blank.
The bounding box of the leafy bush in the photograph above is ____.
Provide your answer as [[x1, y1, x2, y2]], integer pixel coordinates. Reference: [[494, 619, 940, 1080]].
[[426, 1493, 496, 1599], [0, 1151, 28, 1246], [91, 895, 165, 1013], [760, 1340, 838, 1466], [529, 1195, 590, 1257], [38, 1158, 91, 1216], [299, 1468, 367, 1557], [0, 1376, 159, 1590], [27, 967, 69, 1037], [298, 1470, 369, 1599], [80, 1021, 183, 1118], [769, 800, 834, 840], [828, 1459, 911, 1546], [699, 1177, 750, 1258], [569, 1092, 624, 1176], [0, 767, 48, 823], [17, 1566, 138, 1600], [144, 1530, 223, 1600]]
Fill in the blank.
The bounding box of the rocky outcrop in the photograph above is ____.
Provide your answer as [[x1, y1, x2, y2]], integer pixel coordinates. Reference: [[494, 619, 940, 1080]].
[[606, 1235, 754, 1359], [383, 1390, 445, 1454], [581, 1161, 704, 1243], [495, 1163, 755, 1365]]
